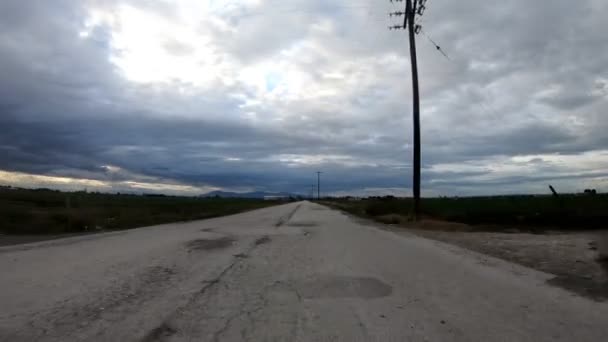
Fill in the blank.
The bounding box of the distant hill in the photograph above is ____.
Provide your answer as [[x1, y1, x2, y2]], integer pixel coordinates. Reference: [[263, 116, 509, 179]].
[[200, 190, 301, 199]]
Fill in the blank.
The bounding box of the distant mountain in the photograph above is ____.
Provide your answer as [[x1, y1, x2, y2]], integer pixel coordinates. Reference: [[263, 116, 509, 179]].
[[200, 190, 301, 199]]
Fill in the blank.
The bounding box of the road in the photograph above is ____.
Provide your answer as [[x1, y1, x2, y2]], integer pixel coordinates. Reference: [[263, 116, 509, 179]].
[[1, 201, 607, 341]]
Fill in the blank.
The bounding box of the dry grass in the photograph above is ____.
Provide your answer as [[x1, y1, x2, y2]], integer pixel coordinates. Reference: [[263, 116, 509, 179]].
[[324, 195, 608, 232], [0, 187, 277, 235]]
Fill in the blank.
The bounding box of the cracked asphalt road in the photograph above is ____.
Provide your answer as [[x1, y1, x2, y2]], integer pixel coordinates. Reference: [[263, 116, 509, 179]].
[[1, 201, 607, 341]]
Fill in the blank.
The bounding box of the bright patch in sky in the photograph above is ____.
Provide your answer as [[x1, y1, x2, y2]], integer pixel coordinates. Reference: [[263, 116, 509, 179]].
[[80, 1, 354, 102], [80, 2, 262, 87], [102, 5, 220, 85], [265, 72, 281, 92]]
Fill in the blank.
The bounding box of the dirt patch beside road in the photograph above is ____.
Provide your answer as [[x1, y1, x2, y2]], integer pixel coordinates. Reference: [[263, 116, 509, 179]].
[[334, 206, 608, 301], [405, 228, 608, 300]]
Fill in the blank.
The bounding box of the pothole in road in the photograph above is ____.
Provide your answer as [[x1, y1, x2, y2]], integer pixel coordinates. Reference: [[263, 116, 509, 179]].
[[255, 236, 271, 245], [297, 276, 392, 299], [186, 237, 235, 251], [141, 322, 177, 342], [287, 221, 318, 227], [144, 266, 177, 283]]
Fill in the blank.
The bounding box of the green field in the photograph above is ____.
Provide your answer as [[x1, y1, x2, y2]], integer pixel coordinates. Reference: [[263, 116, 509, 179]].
[[0, 187, 278, 235], [324, 194, 608, 231]]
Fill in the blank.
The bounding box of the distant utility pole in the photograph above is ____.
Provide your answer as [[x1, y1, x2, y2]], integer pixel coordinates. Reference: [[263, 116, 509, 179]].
[[389, 0, 425, 219], [316, 171, 322, 200], [310, 184, 315, 200]]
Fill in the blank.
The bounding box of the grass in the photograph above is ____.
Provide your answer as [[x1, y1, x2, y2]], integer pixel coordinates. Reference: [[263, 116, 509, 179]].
[[323, 194, 608, 231], [0, 187, 279, 235]]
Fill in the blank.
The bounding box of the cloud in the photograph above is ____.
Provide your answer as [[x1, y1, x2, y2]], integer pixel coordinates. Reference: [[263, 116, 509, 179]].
[[0, 0, 607, 196]]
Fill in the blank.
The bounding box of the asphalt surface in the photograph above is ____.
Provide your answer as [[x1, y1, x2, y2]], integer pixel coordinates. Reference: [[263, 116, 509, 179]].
[[1, 201, 607, 341]]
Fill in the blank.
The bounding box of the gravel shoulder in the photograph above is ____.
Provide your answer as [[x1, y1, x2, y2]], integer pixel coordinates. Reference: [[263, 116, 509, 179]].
[[394, 223, 608, 300], [337, 207, 608, 300]]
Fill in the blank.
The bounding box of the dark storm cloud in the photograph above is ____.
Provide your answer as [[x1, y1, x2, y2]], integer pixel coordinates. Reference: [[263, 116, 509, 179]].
[[0, 110, 410, 192], [0, 0, 607, 195]]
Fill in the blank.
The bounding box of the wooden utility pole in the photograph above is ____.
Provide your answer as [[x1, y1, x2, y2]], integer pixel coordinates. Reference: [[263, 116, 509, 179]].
[[406, 0, 421, 219], [389, 0, 423, 219]]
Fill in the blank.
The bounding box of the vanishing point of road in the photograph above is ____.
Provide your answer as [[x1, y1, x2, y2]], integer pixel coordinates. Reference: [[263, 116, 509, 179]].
[[1, 201, 607, 341]]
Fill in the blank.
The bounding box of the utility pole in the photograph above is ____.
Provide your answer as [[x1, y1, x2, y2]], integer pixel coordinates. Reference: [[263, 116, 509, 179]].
[[407, 0, 421, 219], [316, 171, 322, 200], [389, 0, 425, 219]]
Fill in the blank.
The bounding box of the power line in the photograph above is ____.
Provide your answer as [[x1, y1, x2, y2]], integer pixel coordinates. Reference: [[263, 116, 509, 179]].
[[420, 28, 450, 60], [393, 0, 450, 60]]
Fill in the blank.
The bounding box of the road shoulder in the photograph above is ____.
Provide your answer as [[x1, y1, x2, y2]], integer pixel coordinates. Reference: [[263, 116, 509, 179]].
[[332, 207, 608, 301]]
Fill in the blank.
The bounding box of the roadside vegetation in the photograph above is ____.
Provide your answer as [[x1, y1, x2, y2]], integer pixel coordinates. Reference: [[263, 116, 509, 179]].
[[323, 194, 608, 231], [0, 187, 277, 235]]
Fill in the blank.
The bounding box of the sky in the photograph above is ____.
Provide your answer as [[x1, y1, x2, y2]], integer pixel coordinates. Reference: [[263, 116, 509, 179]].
[[0, 0, 607, 197]]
